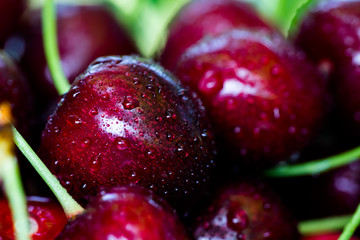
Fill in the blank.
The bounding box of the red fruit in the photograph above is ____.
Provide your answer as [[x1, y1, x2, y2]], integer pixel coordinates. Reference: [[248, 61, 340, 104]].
[[18, 4, 137, 109], [175, 29, 325, 167], [38, 55, 216, 214], [295, 0, 360, 134], [56, 185, 192, 240], [0, 196, 67, 240], [0, 0, 24, 46], [192, 179, 300, 240], [303, 233, 360, 240], [160, 0, 271, 70]]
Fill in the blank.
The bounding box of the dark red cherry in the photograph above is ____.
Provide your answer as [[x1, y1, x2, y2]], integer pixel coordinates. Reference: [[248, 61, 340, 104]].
[[56, 185, 192, 240], [294, 0, 360, 135], [18, 3, 137, 114], [192, 179, 300, 240], [303, 233, 360, 240], [160, 0, 271, 70], [38, 55, 216, 214], [0, 0, 24, 47], [0, 196, 67, 240], [175, 29, 325, 167]]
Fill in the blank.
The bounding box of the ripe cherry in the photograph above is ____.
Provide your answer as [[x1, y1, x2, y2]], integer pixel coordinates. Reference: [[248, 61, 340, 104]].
[[192, 179, 300, 240], [175, 28, 325, 167], [295, 0, 360, 136], [38, 55, 216, 215], [160, 0, 271, 71], [0, 196, 67, 240], [56, 185, 192, 240]]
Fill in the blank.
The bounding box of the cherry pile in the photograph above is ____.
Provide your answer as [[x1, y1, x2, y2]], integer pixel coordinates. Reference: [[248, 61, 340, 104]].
[[1, 0, 360, 239]]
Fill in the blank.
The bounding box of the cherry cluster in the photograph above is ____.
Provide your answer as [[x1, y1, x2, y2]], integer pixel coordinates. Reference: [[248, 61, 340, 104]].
[[1, 0, 360, 239]]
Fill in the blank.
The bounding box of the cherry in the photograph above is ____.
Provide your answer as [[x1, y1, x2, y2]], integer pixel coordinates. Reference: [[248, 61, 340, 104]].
[[56, 185, 191, 240], [0, 0, 24, 47], [191, 179, 300, 240], [303, 233, 360, 240], [0, 196, 67, 240], [38, 55, 216, 214], [160, 0, 271, 71], [175, 28, 325, 168], [294, 0, 360, 136]]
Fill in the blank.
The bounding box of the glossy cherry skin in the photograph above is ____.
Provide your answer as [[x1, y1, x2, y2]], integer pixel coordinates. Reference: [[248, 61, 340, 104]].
[[160, 0, 271, 70], [0, 196, 67, 240], [38, 55, 216, 214], [18, 4, 137, 111], [192, 179, 300, 240], [303, 233, 360, 240], [0, 0, 24, 46], [56, 185, 192, 240], [295, 0, 360, 135], [175, 29, 325, 167]]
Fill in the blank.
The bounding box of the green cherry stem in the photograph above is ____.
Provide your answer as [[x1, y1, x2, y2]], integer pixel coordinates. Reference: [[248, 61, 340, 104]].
[[299, 215, 352, 235], [42, 0, 71, 95], [264, 145, 360, 177], [339, 203, 360, 240], [0, 104, 30, 240], [12, 126, 84, 219]]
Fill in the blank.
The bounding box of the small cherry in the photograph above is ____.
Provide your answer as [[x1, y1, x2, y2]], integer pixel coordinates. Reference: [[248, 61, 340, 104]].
[[38, 55, 216, 214], [161, 0, 271, 71], [56, 185, 192, 240], [0, 196, 67, 240], [175, 28, 326, 168], [192, 179, 300, 240]]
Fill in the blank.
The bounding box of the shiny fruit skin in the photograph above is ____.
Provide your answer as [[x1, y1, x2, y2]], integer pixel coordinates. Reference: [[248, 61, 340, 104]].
[[38, 55, 216, 214], [192, 179, 300, 240], [0, 196, 67, 240], [160, 0, 271, 70], [175, 29, 325, 167], [56, 185, 192, 240], [295, 0, 360, 134], [19, 4, 137, 110]]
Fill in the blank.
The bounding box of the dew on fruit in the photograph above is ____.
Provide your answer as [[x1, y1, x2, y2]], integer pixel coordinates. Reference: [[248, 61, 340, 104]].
[[89, 154, 102, 171], [198, 70, 222, 95], [234, 126, 241, 134], [122, 95, 140, 110], [81, 138, 91, 148]]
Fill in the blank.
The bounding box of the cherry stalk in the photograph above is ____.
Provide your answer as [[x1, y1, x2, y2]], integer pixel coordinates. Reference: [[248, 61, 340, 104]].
[[0, 103, 30, 240]]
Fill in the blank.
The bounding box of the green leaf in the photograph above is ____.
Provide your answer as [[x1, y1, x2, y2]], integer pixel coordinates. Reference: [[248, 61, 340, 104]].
[[243, 0, 318, 36], [288, 0, 322, 35], [105, 0, 190, 57]]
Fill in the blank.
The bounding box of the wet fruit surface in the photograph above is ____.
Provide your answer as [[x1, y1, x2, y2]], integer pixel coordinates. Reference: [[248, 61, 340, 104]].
[[192, 179, 300, 240], [295, 0, 360, 135], [38, 55, 216, 214], [56, 185, 192, 240], [0, 196, 67, 240], [175, 29, 325, 167], [161, 0, 270, 70]]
